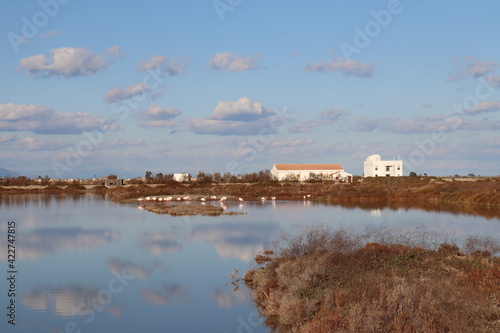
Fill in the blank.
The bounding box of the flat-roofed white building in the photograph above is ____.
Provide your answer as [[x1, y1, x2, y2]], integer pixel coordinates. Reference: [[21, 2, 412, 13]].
[[363, 154, 403, 177], [271, 164, 352, 182], [173, 173, 190, 182]]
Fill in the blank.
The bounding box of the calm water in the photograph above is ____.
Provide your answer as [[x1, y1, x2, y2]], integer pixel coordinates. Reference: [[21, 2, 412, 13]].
[[0, 194, 498, 333]]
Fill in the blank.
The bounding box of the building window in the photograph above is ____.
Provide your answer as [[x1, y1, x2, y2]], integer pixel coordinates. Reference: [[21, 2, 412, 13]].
[[386, 166, 391, 171], [397, 166, 400, 170], [375, 166, 378, 170]]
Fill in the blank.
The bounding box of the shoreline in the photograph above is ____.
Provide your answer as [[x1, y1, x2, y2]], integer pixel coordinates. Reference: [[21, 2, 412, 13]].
[[1, 177, 499, 216]]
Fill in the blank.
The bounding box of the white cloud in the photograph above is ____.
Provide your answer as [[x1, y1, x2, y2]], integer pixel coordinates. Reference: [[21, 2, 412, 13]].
[[138, 55, 166, 71], [99, 139, 146, 150], [0, 134, 17, 144], [104, 82, 151, 103], [289, 109, 343, 133], [209, 51, 259, 72], [447, 57, 500, 82], [485, 74, 500, 87], [353, 115, 500, 133], [187, 117, 274, 136], [0, 103, 118, 134], [0, 137, 70, 151], [305, 57, 373, 77], [39, 30, 61, 40], [461, 101, 500, 115], [269, 137, 314, 148], [137, 55, 189, 76], [187, 97, 282, 136], [19, 47, 112, 78], [138, 104, 182, 128], [209, 97, 274, 121], [106, 45, 121, 56]]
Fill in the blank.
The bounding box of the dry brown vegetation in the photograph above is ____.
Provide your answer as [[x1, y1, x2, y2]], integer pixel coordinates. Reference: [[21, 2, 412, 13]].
[[142, 203, 246, 217], [106, 176, 500, 205], [2, 177, 499, 217], [244, 226, 500, 333], [104, 177, 500, 218]]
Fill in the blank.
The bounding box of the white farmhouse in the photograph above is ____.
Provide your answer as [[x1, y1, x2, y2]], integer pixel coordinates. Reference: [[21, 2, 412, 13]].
[[271, 164, 352, 182], [173, 173, 190, 182], [363, 154, 403, 177]]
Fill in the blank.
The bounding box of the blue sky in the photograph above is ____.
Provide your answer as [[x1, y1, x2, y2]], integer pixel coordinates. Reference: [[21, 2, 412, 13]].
[[1, 0, 499, 178]]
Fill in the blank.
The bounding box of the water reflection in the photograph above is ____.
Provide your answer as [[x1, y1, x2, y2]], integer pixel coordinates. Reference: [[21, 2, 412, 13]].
[[0, 195, 497, 333], [0, 228, 119, 260], [107, 258, 151, 279], [0, 193, 102, 207], [334, 200, 500, 219], [140, 233, 183, 255], [212, 288, 248, 308], [22, 285, 101, 319], [189, 222, 280, 261], [141, 283, 191, 306]]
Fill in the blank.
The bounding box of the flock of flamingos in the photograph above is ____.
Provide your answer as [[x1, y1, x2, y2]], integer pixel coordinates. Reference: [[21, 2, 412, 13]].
[[137, 194, 312, 204]]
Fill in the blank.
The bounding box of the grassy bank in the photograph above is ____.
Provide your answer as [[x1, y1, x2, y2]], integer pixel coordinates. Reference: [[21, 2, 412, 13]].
[[142, 203, 246, 216], [243, 226, 500, 333], [105, 176, 500, 205], [2, 177, 499, 215]]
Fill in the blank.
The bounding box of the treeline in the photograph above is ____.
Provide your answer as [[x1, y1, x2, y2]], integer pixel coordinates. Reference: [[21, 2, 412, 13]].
[[0, 176, 56, 186], [195, 170, 273, 184], [0, 176, 85, 187], [142, 170, 274, 185]]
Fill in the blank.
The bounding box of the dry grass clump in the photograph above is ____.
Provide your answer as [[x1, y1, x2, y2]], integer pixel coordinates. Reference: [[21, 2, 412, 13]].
[[143, 203, 246, 217], [245, 226, 500, 332]]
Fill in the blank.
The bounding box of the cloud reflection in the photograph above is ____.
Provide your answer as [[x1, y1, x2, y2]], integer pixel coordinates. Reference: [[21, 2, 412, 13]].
[[189, 223, 279, 261], [212, 288, 248, 308], [107, 258, 151, 279], [22, 285, 100, 318], [140, 283, 191, 306], [140, 233, 182, 256], [0, 228, 119, 261]]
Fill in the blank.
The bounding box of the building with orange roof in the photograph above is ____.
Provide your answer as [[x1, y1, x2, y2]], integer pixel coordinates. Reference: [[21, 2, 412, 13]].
[[271, 164, 352, 182]]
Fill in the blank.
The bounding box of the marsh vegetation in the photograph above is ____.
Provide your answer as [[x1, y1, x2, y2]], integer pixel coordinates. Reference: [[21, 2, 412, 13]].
[[244, 226, 500, 333]]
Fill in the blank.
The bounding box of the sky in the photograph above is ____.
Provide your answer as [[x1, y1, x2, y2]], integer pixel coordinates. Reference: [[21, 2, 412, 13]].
[[1, 0, 499, 178]]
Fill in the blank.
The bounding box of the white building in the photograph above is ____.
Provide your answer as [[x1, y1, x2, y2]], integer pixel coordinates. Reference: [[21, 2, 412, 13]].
[[363, 154, 403, 177], [271, 164, 352, 182], [173, 173, 190, 182]]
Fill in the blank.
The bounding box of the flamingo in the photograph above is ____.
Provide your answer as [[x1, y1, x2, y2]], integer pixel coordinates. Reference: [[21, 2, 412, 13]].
[[137, 198, 144, 202], [201, 197, 206, 201], [261, 197, 266, 201], [146, 196, 151, 201], [307, 194, 311, 198], [220, 196, 227, 202], [271, 197, 276, 200], [238, 198, 244, 202], [158, 197, 163, 202], [210, 195, 217, 200], [176, 197, 181, 201], [165, 196, 172, 201], [151, 197, 157, 201]]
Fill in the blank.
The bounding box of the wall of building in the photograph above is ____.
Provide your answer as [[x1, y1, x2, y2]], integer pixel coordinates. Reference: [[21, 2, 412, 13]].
[[173, 173, 190, 182], [271, 168, 352, 182], [364, 155, 403, 177]]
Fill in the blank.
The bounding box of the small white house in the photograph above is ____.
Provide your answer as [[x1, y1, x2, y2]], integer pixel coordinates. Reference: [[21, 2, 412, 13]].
[[363, 154, 403, 177], [173, 173, 190, 182], [271, 164, 352, 182]]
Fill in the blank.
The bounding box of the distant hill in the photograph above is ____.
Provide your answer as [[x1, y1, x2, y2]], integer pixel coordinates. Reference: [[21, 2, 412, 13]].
[[0, 168, 19, 177]]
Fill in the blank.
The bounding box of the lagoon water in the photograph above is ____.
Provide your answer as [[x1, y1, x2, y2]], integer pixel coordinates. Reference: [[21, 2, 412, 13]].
[[0, 194, 498, 333]]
